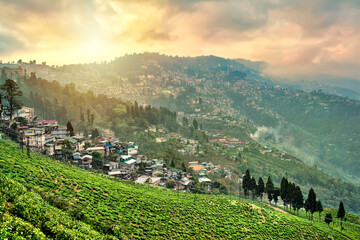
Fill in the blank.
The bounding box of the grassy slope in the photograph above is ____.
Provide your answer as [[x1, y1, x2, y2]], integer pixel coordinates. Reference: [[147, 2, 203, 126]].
[[220, 142, 360, 215], [0, 139, 347, 239]]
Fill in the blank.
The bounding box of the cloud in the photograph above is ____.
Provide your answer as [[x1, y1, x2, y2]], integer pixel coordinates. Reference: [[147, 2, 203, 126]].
[[0, 32, 25, 54], [0, 0, 360, 79]]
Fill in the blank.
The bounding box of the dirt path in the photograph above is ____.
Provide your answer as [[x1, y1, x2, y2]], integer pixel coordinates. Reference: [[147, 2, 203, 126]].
[[263, 203, 289, 215]]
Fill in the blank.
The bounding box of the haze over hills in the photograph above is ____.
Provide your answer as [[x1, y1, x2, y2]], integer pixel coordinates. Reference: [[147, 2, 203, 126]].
[[24, 53, 360, 185]]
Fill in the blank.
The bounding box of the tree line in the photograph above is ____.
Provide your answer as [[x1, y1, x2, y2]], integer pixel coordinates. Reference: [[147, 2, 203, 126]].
[[242, 169, 346, 228]]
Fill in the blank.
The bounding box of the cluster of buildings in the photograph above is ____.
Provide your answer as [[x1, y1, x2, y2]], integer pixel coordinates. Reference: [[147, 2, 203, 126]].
[[1, 106, 199, 191]]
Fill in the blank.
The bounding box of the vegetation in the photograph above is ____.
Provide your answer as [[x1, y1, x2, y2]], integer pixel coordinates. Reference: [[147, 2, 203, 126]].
[[0, 139, 348, 239], [0, 79, 23, 120]]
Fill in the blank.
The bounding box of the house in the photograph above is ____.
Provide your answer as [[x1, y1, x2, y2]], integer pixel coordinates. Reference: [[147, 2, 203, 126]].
[[156, 137, 167, 143], [54, 144, 62, 159], [22, 130, 46, 150], [51, 128, 69, 139], [14, 107, 34, 121], [119, 155, 132, 162], [135, 175, 150, 184], [148, 177, 161, 185], [179, 177, 193, 190], [44, 144, 55, 157], [198, 177, 212, 183], [65, 136, 77, 146], [79, 155, 92, 169], [127, 147, 138, 155], [124, 159, 137, 170], [103, 162, 122, 172], [86, 146, 105, 157], [72, 152, 81, 163]]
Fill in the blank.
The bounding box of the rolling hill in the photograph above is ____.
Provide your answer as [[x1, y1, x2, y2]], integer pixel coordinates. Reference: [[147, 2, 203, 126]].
[[0, 139, 348, 239]]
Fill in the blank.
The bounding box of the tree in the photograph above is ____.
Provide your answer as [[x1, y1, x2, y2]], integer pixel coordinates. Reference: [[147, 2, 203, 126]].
[[256, 177, 264, 201], [0, 79, 23, 120], [248, 177, 257, 198], [181, 162, 187, 172], [182, 117, 188, 126], [293, 186, 303, 214], [67, 121, 75, 136], [304, 199, 310, 217], [265, 176, 274, 203], [92, 151, 103, 169], [272, 187, 280, 205], [91, 128, 100, 140], [242, 169, 251, 196], [316, 200, 323, 220], [0, 93, 3, 119], [286, 182, 295, 211], [170, 159, 175, 168], [193, 119, 198, 130], [280, 177, 288, 208], [325, 213, 332, 227], [166, 180, 176, 189], [307, 188, 317, 220], [337, 201, 345, 233], [134, 101, 139, 116]]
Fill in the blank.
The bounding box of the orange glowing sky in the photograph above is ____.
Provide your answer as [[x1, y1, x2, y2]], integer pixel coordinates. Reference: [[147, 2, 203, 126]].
[[1, 0, 360, 78]]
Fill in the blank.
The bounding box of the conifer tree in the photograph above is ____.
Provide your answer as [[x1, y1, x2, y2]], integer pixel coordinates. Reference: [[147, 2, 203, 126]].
[[249, 177, 257, 198], [272, 187, 280, 205], [242, 169, 251, 196], [337, 201, 345, 233], [307, 188, 317, 221], [193, 119, 198, 130], [0, 79, 23, 120], [265, 176, 274, 203], [293, 186, 303, 214], [280, 177, 288, 208], [66, 121, 75, 136], [256, 177, 264, 201]]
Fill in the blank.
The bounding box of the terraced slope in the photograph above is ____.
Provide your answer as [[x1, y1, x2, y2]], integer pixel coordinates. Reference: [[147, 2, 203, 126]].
[[0, 140, 346, 239]]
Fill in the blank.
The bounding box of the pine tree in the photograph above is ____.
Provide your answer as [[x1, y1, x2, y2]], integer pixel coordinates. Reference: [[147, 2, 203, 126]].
[[256, 177, 264, 201], [265, 176, 274, 203], [293, 186, 303, 214], [316, 200, 323, 220], [307, 188, 317, 221], [285, 181, 294, 211], [66, 121, 75, 136], [304, 199, 310, 217], [280, 177, 288, 208], [242, 169, 251, 196], [134, 101, 139, 116], [0, 79, 23, 120], [249, 177, 257, 198], [337, 201, 345, 233], [272, 187, 280, 205], [193, 119, 198, 130]]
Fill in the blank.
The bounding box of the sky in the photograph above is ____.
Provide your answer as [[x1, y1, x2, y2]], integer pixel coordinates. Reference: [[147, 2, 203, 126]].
[[1, 0, 360, 79]]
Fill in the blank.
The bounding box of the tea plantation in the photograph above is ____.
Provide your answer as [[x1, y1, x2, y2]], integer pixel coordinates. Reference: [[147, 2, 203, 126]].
[[0, 140, 347, 239]]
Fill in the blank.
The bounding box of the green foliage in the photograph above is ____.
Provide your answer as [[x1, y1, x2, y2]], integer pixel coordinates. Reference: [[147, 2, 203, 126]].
[[0, 79, 23, 120], [0, 139, 346, 239]]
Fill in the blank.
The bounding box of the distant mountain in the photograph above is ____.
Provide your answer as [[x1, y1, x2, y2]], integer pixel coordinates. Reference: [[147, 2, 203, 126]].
[[26, 53, 360, 185], [272, 75, 360, 101]]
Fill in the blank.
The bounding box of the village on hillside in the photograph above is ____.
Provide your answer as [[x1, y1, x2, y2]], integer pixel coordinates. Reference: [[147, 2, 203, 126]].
[[0, 103, 246, 193]]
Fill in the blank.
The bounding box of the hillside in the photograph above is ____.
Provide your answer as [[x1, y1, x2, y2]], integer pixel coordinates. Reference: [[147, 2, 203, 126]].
[[0, 139, 347, 239], [24, 53, 360, 185]]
